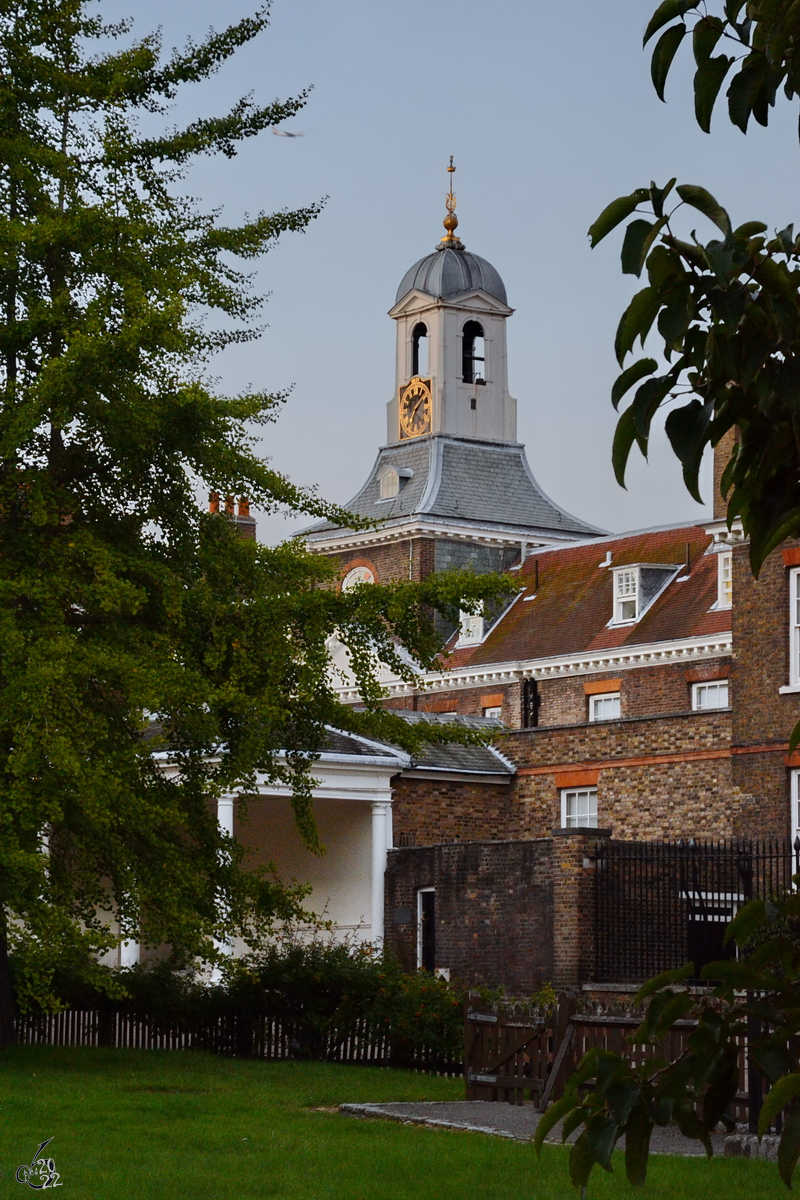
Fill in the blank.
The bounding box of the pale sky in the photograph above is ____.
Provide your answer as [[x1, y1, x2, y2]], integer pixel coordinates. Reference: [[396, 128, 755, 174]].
[[104, 0, 800, 543]]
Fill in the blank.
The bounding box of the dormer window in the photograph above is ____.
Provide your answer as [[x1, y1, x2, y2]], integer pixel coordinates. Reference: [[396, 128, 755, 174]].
[[457, 606, 484, 647], [379, 467, 399, 499], [412, 322, 428, 376], [614, 569, 638, 622], [462, 320, 485, 384], [611, 563, 680, 625]]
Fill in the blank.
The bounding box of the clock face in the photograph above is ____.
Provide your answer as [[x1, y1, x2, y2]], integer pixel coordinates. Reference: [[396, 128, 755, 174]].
[[341, 565, 375, 591], [399, 377, 432, 439]]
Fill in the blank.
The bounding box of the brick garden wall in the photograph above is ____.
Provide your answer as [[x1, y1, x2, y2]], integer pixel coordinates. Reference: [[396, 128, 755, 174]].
[[384, 839, 555, 994]]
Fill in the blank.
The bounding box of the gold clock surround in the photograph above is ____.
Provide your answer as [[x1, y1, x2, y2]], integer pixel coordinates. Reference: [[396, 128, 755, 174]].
[[399, 376, 432, 439]]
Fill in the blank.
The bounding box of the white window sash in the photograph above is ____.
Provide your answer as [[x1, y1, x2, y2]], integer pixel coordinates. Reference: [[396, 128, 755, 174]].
[[692, 680, 729, 710], [791, 569, 800, 688], [717, 552, 732, 609], [560, 787, 598, 829]]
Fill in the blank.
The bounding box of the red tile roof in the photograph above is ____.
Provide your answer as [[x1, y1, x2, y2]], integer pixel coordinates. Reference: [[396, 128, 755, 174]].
[[446, 524, 729, 667]]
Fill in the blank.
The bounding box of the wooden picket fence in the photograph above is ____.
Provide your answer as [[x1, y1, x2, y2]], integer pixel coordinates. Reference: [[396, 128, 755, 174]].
[[14, 1007, 462, 1075], [464, 993, 754, 1125]]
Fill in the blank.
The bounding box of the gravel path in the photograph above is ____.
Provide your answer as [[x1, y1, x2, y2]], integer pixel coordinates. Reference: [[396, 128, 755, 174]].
[[339, 1100, 728, 1157]]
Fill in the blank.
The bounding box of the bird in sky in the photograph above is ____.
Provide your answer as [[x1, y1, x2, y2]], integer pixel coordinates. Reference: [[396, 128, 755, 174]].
[[272, 130, 304, 137]]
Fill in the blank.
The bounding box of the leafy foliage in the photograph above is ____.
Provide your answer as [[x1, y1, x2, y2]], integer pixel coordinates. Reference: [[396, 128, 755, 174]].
[[25, 936, 467, 1066], [0, 0, 509, 1020], [591, 2, 800, 575], [543, 892, 800, 1192]]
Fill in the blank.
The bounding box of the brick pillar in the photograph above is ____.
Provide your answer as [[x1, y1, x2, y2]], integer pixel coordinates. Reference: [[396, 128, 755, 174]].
[[551, 828, 611, 988], [713, 427, 737, 520]]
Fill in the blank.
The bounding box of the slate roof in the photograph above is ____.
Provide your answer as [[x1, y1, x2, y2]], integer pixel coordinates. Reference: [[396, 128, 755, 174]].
[[396, 712, 515, 776], [396, 245, 508, 306], [322, 729, 402, 758], [443, 523, 731, 668], [304, 436, 603, 543]]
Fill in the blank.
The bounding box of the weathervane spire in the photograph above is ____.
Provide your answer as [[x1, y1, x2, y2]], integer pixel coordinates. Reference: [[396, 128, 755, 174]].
[[440, 156, 463, 248]]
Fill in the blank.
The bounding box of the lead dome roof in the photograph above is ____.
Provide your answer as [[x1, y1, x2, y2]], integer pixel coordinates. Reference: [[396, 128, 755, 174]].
[[396, 245, 507, 306]]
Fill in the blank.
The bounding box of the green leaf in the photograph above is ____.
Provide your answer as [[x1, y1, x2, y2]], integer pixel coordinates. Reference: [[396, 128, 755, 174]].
[[631, 375, 674, 441], [607, 1079, 641, 1126], [651, 25, 687, 100], [562, 1105, 588, 1142], [612, 407, 640, 486], [676, 184, 732, 235], [673, 1102, 713, 1155], [624, 1105, 654, 1187], [790, 717, 800, 753], [755, 256, 800, 306], [534, 1092, 576, 1154], [634, 962, 694, 1005], [621, 217, 667, 276], [589, 191, 648, 248], [693, 15, 724, 65], [778, 1105, 800, 1188], [614, 287, 661, 364], [585, 1113, 619, 1172], [665, 398, 714, 501], [650, 177, 678, 218], [611, 358, 657, 410], [644, 0, 694, 46], [694, 55, 734, 132], [569, 1131, 599, 1188], [758, 1073, 800, 1137], [733, 220, 768, 239], [727, 63, 766, 133], [723, 897, 766, 946]]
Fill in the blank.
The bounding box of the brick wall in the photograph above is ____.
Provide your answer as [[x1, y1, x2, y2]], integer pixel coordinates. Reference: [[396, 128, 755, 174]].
[[730, 539, 800, 836], [384, 839, 555, 993], [391, 776, 513, 847], [501, 710, 742, 839]]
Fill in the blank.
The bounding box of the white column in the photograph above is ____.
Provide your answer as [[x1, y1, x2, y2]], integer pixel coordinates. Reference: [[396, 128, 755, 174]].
[[211, 793, 236, 981], [120, 939, 140, 968], [218, 793, 235, 838], [371, 801, 391, 945]]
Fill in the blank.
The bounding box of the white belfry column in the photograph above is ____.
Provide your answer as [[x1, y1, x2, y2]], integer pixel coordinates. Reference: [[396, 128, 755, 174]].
[[371, 801, 392, 945]]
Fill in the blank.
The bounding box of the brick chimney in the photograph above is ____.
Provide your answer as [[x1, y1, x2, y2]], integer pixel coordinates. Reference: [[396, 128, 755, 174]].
[[208, 492, 256, 540], [233, 497, 256, 541]]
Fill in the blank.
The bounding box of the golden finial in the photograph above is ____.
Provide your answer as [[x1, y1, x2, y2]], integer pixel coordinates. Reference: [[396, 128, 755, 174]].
[[440, 155, 462, 248]]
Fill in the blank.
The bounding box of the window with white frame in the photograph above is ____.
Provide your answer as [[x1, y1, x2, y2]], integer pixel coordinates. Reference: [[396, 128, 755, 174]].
[[482, 706, 502, 719], [589, 692, 620, 722], [561, 787, 598, 829], [791, 770, 800, 851], [613, 568, 638, 623], [717, 551, 732, 608], [791, 568, 800, 688], [457, 607, 484, 646], [692, 680, 729, 710]]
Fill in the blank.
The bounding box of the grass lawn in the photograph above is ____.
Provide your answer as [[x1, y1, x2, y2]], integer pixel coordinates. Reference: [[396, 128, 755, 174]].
[[0, 1046, 790, 1199]]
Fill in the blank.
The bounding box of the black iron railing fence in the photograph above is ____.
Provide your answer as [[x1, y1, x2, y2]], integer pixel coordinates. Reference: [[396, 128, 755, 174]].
[[594, 837, 800, 983]]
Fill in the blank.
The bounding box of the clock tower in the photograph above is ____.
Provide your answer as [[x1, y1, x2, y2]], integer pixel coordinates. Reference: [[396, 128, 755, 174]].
[[303, 161, 602, 588]]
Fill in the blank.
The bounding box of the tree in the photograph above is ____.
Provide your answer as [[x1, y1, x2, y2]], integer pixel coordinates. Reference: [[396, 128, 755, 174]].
[[0, 0, 507, 1040], [541, 2, 800, 1191], [590, 0, 800, 575]]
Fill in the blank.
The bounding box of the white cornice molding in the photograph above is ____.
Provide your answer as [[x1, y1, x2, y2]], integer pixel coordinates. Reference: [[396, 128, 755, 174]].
[[304, 518, 571, 553], [334, 633, 733, 703], [704, 518, 746, 545]]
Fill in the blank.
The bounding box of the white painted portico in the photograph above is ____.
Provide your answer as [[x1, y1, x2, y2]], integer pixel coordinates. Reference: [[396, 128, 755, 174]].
[[202, 734, 409, 950]]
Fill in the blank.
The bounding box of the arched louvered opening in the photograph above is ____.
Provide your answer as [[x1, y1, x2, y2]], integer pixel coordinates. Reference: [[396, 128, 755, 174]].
[[412, 322, 428, 376], [462, 320, 485, 384]]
